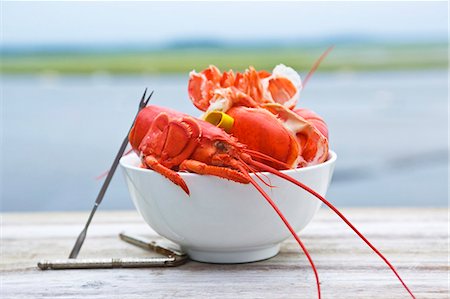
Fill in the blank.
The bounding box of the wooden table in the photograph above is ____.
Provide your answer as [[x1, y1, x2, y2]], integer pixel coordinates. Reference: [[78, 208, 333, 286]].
[[1, 208, 447, 298]]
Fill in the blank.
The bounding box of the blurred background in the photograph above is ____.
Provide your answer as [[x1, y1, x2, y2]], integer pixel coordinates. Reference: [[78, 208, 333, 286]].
[[1, 2, 447, 211]]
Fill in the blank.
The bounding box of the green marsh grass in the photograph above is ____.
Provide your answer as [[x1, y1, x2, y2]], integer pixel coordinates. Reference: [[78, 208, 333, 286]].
[[1, 44, 447, 74]]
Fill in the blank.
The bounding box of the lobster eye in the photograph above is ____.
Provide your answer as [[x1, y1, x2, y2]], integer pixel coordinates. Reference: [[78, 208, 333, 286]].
[[215, 141, 227, 152]]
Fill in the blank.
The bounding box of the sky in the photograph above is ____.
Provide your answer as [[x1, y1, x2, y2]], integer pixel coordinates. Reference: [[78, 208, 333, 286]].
[[1, 1, 448, 47]]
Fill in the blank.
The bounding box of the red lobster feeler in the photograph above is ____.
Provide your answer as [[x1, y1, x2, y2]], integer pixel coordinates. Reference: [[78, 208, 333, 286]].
[[129, 104, 415, 299]]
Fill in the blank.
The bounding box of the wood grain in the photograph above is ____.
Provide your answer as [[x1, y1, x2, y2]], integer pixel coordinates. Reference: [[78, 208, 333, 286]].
[[1, 208, 448, 298]]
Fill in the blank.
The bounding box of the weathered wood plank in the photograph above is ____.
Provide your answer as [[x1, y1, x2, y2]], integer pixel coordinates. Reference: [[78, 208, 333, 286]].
[[1, 208, 448, 298]]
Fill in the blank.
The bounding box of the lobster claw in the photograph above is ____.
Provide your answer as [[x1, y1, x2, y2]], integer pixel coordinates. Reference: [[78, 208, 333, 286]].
[[138, 113, 202, 195], [139, 113, 201, 168]]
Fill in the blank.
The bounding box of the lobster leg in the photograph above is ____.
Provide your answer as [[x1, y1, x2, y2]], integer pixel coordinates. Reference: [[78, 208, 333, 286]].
[[144, 156, 190, 195], [179, 160, 249, 184]]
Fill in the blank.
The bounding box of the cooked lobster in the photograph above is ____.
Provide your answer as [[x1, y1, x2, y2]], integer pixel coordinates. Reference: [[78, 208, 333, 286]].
[[129, 104, 414, 299]]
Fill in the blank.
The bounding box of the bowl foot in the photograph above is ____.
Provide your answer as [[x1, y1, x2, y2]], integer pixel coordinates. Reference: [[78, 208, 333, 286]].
[[185, 244, 280, 264]]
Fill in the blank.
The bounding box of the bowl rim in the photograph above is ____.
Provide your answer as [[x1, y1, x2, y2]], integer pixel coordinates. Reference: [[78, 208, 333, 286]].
[[120, 150, 336, 177]]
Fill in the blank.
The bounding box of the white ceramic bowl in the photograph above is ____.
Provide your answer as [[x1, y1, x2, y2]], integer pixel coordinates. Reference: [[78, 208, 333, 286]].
[[120, 151, 336, 263]]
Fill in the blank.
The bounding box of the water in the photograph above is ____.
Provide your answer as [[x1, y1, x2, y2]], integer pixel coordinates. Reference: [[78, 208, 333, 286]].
[[1, 71, 447, 211]]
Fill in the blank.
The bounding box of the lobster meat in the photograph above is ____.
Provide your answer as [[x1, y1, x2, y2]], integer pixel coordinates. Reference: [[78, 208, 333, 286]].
[[188, 64, 302, 111], [188, 65, 329, 168], [129, 104, 414, 299]]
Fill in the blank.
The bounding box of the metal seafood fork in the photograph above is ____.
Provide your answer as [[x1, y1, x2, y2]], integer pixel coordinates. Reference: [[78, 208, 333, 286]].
[[68, 89, 153, 259], [38, 233, 188, 270]]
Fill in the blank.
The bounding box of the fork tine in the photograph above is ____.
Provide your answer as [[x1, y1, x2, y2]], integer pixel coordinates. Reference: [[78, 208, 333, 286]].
[[143, 90, 154, 106], [139, 88, 148, 106]]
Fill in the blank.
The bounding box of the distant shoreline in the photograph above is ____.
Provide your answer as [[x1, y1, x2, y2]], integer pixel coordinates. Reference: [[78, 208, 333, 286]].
[[1, 44, 447, 74]]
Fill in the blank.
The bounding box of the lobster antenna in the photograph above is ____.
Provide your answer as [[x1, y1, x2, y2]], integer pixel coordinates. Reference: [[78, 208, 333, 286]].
[[244, 149, 290, 169], [238, 156, 275, 188], [237, 165, 321, 299], [250, 159, 416, 298], [302, 46, 334, 88]]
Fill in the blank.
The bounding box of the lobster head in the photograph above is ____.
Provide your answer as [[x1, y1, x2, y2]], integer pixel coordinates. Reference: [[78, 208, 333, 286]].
[[129, 105, 245, 170]]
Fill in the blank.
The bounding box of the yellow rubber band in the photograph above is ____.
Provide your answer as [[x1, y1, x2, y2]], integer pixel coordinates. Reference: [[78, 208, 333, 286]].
[[204, 111, 234, 133]]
